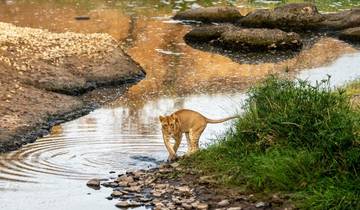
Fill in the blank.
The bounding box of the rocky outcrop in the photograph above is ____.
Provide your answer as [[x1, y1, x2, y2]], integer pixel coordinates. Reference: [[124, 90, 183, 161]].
[[184, 25, 236, 42], [185, 25, 302, 51], [320, 9, 360, 30], [173, 6, 242, 23], [220, 28, 302, 50], [339, 27, 360, 42], [238, 3, 324, 31]]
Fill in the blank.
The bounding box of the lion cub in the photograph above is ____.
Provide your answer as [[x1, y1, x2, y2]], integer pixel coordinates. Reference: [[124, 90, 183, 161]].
[[159, 109, 237, 161]]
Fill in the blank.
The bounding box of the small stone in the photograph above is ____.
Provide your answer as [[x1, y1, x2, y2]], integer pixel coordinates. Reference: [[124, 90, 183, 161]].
[[115, 200, 142, 208], [170, 162, 180, 168], [227, 207, 242, 210], [117, 175, 134, 183], [117, 181, 129, 187], [255, 201, 269, 208], [218, 200, 230, 207], [140, 197, 153, 202], [105, 196, 113, 200], [182, 203, 192, 209], [109, 171, 116, 174], [196, 203, 209, 210], [86, 178, 100, 189], [124, 186, 141, 192], [177, 186, 191, 194], [156, 183, 169, 189], [111, 191, 123, 197], [115, 201, 129, 208]]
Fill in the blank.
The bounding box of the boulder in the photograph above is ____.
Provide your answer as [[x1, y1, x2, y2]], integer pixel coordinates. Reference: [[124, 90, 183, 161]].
[[339, 27, 360, 41], [220, 28, 302, 51], [184, 25, 235, 42], [238, 3, 324, 31], [320, 9, 360, 30], [173, 7, 242, 23]]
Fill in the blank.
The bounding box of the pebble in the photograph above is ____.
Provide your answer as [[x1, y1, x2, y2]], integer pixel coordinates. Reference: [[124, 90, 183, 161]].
[[227, 207, 242, 210], [255, 201, 269, 208], [218, 199, 230, 207], [86, 178, 100, 188], [110, 191, 123, 197], [115, 200, 142, 208]]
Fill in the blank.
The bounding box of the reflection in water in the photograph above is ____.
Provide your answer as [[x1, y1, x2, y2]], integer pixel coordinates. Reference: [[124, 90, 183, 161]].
[[0, 1, 360, 210], [0, 92, 246, 210]]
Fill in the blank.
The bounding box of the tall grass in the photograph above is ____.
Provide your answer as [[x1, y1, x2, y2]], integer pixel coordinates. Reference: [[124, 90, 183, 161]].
[[183, 76, 360, 210]]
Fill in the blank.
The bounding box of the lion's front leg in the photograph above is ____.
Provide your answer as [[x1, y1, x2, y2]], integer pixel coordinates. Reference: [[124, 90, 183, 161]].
[[162, 133, 176, 161]]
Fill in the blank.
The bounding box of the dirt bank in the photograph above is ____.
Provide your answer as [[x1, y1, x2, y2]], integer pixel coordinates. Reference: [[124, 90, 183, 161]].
[[0, 22, 145, 152]]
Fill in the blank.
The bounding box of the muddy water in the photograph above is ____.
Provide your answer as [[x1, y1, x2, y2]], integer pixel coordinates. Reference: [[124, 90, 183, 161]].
[[1, 0, 360, 210]]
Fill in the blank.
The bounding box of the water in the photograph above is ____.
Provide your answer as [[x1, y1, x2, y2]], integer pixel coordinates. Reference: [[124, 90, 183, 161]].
[[0, 0, 360, 210]]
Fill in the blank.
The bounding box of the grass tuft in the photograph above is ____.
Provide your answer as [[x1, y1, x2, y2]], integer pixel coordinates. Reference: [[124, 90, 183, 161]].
[[182, 76, 360, 210]]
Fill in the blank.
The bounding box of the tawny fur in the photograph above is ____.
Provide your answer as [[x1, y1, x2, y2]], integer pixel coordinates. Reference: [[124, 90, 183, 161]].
[[159, 109, 238, 161]]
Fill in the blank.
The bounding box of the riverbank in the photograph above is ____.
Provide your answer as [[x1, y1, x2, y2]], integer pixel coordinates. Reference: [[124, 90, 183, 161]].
[[0, 22, 145, 152], [92, 77, 360, 210]]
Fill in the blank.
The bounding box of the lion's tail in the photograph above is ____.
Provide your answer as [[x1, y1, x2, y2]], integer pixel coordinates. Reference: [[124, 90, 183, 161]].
[[205, 116, 238, 124]]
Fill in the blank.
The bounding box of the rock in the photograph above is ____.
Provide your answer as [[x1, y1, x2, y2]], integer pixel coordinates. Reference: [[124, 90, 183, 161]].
[[320, 9, 360, 30], [182, 203, 193, 209], [184, 25, 236, 42], [124, 186, 141, 192], [155, 183, 169, 189], [176, 186, 192, 194], [170, 162, 180, 168], [101, 181, 118, 188], [117, 181, 129, 187], [339, 27, 360, 42], [227, 207, 242, 210], [217, 200, 230, 207], [115, 200, 142, 208], [173, 7, 242, 23], [139, 197, 153, 202], [117, 175, 134, 183], [196, 203, 209, 209], [86, 178, 100, 189], [111, 191, 123, 197], [255, 201, 269, 208], [220, 28, 302, 51], [238, 3, 324, 31]]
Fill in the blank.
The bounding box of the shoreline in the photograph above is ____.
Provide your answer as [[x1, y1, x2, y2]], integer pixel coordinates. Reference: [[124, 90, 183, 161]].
[[87, 161, 293, 210]]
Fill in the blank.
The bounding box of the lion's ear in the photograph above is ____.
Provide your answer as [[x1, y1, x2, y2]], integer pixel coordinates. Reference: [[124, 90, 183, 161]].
[[159, 115, 165, 122]]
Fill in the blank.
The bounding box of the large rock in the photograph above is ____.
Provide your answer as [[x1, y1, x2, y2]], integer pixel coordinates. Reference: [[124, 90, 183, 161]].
[[339, 27, 360, 42], [184, 25, 236, 42], [173, 7, 242, 23], [320, 9, 360, 30], [220, 28, 302, 50], [238, 3, 324, 31]]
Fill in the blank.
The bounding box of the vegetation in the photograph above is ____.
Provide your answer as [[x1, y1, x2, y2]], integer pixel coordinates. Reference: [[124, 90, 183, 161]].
[[182, 76, 360, 210]]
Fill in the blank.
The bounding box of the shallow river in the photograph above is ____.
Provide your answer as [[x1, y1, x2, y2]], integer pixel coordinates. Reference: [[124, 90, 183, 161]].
[[1, 0, 360, 210]]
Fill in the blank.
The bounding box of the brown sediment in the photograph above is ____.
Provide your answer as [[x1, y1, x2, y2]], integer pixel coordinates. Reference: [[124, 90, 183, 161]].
[[0, 22, 144, 152]]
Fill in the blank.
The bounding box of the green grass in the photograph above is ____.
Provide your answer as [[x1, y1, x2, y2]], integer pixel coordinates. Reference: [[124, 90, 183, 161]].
[[182, 76, 360, 210]]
